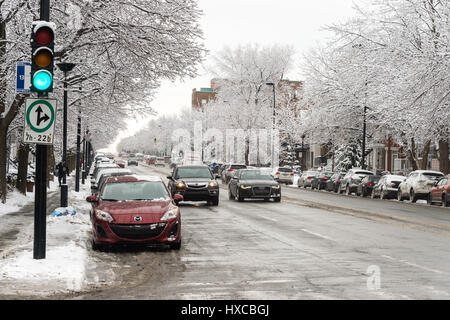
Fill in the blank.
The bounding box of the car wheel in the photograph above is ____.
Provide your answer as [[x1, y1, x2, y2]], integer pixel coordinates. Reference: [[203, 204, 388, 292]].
[[274, 197, 281, 203], [211, 197, 219, 206], [443, 194, 449, 208], [170, 240, 181, 250], [398, 190, 403, 201], [237, 191, 244, 202], [427, 193, 433, 205], [92, 240, 107, 252], [410, 189, 417, 203]]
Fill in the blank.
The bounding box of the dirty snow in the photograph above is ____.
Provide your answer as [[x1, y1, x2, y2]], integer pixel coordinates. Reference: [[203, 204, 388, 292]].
[[0, 176, 106, 297]]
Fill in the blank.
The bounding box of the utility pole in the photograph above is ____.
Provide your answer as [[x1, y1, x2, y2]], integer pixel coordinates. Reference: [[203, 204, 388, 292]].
[[266, 82, 276, 168]]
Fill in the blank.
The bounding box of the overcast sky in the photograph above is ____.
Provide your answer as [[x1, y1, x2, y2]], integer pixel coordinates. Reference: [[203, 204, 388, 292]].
[[109, 0, 358, 150]]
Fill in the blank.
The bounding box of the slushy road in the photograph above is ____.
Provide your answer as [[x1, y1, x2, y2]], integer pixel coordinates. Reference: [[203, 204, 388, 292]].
[[75, 163, 450, 299]]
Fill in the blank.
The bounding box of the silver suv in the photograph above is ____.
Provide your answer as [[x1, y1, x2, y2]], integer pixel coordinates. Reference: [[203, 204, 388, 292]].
[[397, 170, 444, 202], [339, 168, 374, 195]]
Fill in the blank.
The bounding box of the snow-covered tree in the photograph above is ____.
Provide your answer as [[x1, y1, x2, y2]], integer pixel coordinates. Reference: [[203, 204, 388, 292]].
[[0, 0, 205, 202]]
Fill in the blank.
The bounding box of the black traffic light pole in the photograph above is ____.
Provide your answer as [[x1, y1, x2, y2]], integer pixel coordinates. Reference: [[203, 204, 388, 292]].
[[33, 0, 50, 260]]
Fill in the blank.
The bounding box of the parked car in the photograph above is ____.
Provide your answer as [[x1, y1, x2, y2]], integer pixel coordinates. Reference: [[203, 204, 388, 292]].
[[127, 158, 138, 166], [86, 175, 183, 251], [90, 163, 119, 182], [221, 164, 247, 184], [271, 167, 294, 185], [428, 175, 449, 207], [325, 172, 346, 193], [155, 157, 165, 167], [357, 175, 381, 197], [114, 159, 126, 168], [370, 175, 405, 199], [339, 168, 374, 195], [398, 170, 445, 202], [91, 168, 133, 195], [147, 156, 157, 165], [311, 172, 333, 190], [297, 170, 318, 188], [167, 165, 219, 206], [228, 169, 281, 202]]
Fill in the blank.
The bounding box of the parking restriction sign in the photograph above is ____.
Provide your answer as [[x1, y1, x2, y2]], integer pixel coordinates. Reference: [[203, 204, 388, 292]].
[[23, 98, 57, 145]]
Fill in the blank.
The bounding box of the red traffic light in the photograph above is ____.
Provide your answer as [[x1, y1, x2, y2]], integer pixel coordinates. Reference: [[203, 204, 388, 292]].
[[34, 26, 54, 46]]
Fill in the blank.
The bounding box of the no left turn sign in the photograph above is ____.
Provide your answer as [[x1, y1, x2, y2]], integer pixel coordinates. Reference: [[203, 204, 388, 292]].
[[23, 98, 57, 145]]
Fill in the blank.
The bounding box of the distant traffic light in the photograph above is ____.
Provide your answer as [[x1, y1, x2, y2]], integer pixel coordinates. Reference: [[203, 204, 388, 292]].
[[30, 21, 55, 93]]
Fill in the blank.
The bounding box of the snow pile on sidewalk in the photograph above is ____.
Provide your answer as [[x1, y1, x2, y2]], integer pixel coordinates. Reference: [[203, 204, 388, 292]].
[[0, 213, 92, 294], [0, 179, 59, 217], [0, 177, 109, 297], [0, 191, 29, 217]]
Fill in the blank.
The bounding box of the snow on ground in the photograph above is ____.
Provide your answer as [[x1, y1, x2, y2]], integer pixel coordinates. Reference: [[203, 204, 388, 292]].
[[0, 179, 59, 217], [0, 176, 105, 297]]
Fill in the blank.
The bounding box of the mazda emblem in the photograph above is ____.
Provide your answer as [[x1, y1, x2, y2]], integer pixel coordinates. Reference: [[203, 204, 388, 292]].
[[134, 216, 142, 222]]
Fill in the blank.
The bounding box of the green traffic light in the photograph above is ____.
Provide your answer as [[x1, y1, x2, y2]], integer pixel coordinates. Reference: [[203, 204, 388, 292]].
[[33, 70, 53, 91]]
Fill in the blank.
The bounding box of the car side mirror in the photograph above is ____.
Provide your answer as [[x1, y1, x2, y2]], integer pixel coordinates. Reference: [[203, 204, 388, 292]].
[[86, 195, 97, 203], [173, 194, 183, 202]]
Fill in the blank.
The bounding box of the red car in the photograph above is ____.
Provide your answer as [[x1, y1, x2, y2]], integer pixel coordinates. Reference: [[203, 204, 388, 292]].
[[86, 175, 183, 251], [428, 175, 449, 207]]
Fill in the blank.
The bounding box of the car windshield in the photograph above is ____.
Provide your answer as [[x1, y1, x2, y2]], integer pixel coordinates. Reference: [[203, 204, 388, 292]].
[[240, 170, 273, 180], [176, 167, 213, 179], [101, 181, 170, 201]]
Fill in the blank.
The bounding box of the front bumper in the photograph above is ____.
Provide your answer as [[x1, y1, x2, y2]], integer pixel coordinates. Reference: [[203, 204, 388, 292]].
[[176, 186, 219, 201], [239, 186, 281, 199], [93, 218, 181, 245]]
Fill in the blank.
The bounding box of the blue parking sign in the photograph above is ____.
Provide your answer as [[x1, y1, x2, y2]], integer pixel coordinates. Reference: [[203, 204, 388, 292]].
[[16, 62, 31, 94]]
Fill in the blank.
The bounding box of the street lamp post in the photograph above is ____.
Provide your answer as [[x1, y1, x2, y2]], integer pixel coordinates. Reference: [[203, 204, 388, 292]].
[[266, 82, 276, 168], [56, 62, 76, 207], [301, 134, 306, 171]]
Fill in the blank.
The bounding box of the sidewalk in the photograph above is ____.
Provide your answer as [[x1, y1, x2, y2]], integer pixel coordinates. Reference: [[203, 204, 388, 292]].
[[0, 173, 105, 298]]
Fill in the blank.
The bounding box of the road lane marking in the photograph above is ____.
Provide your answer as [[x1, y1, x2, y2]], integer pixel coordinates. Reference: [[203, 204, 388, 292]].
[[381, 255, 444, 274], [258, 215, 278, 222], [300, 228, 336, 242]]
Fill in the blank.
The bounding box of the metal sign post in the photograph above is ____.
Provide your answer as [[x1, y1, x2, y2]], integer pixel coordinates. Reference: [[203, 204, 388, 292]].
[[32, 0, 51, 260]]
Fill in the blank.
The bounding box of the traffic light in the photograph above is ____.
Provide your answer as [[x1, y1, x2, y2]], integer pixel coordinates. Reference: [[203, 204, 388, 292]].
[[30, 21, 55, 94]]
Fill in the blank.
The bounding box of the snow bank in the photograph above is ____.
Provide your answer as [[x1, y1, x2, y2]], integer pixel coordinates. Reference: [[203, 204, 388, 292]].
[[0, 176, 103, 297], [0, 190, 29, 216]]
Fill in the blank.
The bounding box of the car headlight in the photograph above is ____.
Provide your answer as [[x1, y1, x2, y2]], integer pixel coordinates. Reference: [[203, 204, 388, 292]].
[[161, 209, 178, 221], [95, 210, 114, 222], [240, 185, 252, 189], [177, 181, 186, 189], [209, 180, 218, 188], [272, 185, 281, 189]]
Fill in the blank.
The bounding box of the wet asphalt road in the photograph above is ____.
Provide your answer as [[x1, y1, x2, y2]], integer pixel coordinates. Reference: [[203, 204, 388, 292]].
[[72, 163, 450, 300]]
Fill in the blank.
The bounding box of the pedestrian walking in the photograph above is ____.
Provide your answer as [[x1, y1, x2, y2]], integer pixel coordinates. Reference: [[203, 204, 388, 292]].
[[56, 160, 68, 187]]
